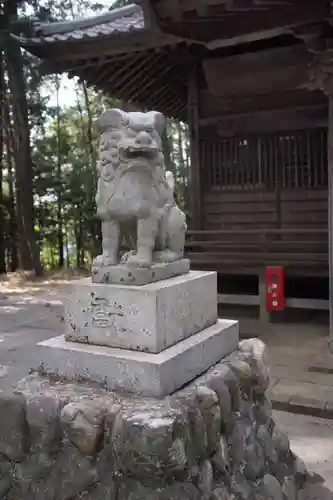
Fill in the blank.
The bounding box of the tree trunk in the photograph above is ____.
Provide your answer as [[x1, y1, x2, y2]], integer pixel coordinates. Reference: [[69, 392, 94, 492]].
[[0, 52, 6, 274], [81, 81, 101, 255], [56, 76, 64, 268], [82, 81, 95, 170], [3, 89, 18, 272], [0, 155, 5, 275], [65, 223, 70, 268], [75, 211, 84, 268], [4, 2, 43, 275]]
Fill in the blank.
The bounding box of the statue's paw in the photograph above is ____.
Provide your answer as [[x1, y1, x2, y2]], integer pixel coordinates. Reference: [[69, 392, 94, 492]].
[[93, 254, 118, 267], [126, 254, 152, 268], [153, 249, 179, 263], [103, 256, 118, 267], [120, 250, 135, 264], [92, 255, 103, 268]]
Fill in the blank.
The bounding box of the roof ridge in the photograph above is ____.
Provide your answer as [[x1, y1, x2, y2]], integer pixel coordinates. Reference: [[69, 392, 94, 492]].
[[33, 3, 141, 37]]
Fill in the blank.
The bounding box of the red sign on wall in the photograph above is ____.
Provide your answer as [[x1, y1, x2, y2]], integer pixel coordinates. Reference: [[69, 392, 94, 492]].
[[265, 266, 285, 312]]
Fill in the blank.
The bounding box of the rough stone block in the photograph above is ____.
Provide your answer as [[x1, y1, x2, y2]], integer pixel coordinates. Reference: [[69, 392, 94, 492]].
[[0, 393, 30, 461], [65, 270, 217, 353], [92, 258, 190, 285], [111, 400, 189, 479], [37, 319, 239, 397], [3, 338, 330, 500]]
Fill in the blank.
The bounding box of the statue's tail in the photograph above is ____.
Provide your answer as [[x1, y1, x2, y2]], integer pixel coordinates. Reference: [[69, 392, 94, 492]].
[[166, 171, 175, 193]]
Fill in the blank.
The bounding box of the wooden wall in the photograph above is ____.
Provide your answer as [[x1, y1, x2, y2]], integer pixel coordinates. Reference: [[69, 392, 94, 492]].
[[202, 189, 327, 232], [187, 128, 328, 276]]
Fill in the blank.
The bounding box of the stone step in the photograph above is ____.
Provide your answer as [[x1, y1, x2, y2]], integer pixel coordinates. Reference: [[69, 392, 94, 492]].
[[37, 318, 239, 397]]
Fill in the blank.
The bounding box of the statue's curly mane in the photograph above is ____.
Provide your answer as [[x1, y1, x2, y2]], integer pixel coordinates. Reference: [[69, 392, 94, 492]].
[[98, 127, 172, 208]]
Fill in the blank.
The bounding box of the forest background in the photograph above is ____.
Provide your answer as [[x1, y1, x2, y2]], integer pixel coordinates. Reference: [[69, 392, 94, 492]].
[[0, 0, 189, 276]]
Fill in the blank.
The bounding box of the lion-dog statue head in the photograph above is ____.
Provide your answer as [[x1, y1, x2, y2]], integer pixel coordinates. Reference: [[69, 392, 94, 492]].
[[95, 108, 174, 219]]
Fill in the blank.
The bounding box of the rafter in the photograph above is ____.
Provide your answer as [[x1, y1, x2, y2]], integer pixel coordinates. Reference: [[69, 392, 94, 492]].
[[117, 53, 167, 95]]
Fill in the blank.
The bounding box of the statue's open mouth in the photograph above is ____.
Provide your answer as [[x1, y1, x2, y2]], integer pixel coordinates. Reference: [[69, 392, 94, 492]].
[[120, 146, 158, 161]]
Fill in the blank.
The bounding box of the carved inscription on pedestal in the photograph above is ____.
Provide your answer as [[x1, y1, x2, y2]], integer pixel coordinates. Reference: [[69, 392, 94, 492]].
[[91, 297, 124, 328]]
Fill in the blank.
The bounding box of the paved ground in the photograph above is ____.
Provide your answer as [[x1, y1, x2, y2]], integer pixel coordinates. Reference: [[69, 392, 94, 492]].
[[262, 321, 333, 418], [219, 308, 333, 418], [0, 275, 67, 391], [1, 274, 333, 488], [275, 411, 333, 490]]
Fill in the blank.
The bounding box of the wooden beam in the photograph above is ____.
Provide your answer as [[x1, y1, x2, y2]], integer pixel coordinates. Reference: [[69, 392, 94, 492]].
[[199, 89, 327, 122], [285, 298, 329, 310], [202, 44, 312, 97], [140, 0, 164, 32], [199, 103, 327, 126], [162, 0, 224, 16], [218, 294, 260, 306], [215, 111, 327, 135], [254, 0, 294, 5], [159, 0, 293, 16], [226, 0, 266, 12], [207, 26, 291, 49], [217, 294, 329, 311]]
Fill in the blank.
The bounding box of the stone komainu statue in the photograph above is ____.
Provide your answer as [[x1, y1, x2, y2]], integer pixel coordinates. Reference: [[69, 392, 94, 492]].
[[93, 108, 187, 269]]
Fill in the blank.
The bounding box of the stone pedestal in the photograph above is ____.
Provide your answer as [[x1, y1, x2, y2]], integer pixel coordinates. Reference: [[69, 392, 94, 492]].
[[38, 270, 239, 397], [65, 270, 218, 353]]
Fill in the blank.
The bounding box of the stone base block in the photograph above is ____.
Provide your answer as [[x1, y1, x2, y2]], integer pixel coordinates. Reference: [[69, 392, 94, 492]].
[[65, 270, 217, 353], [37, 319, 239, 397], [91, 258, 190, 285], [5, 338, 323, 500], [2, 338, 323, 500]]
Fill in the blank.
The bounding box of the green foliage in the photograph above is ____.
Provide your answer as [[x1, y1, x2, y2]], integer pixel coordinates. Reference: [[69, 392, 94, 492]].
[[0, 0, 190, 272]]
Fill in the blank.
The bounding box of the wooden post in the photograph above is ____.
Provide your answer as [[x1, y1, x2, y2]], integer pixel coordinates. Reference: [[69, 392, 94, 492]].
[[187, 63, 202, 229], [259, 270, 271, 323], [328, 95, 333, 351], [307, 52, 333, 350]]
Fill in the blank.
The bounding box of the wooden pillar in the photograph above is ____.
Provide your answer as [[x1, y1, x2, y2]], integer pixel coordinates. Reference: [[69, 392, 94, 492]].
[[308, 52, 333, 350], [259, 271, 271, 323], [328, 95, 333, 351], [188, 62, 202, 229]]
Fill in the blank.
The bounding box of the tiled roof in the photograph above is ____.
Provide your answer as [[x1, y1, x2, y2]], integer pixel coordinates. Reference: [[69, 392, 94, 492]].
[[14, 4, 145, 45]]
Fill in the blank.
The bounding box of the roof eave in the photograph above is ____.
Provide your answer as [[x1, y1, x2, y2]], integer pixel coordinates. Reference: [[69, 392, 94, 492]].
[[10, 26, 148, 49], [31, 3, 141, 37]]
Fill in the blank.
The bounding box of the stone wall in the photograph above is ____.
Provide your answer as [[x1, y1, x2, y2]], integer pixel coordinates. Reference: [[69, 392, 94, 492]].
[[0, 339, 329, 500]]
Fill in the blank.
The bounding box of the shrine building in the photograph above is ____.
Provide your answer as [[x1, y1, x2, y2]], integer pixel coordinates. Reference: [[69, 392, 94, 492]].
[[13, 0, 333, 341]]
